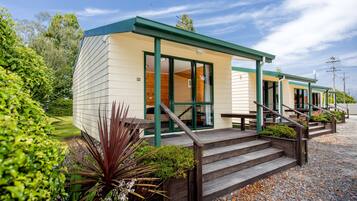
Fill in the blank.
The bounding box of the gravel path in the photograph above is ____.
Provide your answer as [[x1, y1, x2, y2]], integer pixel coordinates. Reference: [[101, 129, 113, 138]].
[[218, 116, 357, 201]]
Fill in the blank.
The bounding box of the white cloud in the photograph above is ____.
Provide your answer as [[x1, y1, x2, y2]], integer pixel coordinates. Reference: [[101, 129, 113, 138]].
[[112, 0, 264, 21], [76, 8, 118, 17], [253, 0, 357, 66]]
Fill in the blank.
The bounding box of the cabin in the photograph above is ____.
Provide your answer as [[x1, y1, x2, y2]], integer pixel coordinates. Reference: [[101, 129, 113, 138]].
[[73, 17, 313, 201], [231, 67, 337, 138]]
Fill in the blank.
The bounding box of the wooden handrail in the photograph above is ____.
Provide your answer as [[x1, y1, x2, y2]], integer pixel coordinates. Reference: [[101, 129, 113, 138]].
[[254, 101, 305, 129], [160, 103, 203, 147], [254, 101, 306, 166], [282, 104, 309, 119], [160, 103, 203, 200], [309, 104, 335, 116]]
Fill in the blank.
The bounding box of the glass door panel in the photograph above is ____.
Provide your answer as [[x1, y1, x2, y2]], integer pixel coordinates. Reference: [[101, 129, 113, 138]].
[[196, 63, 212, 103], [145, 54, 170, 133], [196, 104, 213, 128]]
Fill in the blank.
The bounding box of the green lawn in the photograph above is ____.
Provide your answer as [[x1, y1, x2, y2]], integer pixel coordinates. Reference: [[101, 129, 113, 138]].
[[50, 116, 81, 140]]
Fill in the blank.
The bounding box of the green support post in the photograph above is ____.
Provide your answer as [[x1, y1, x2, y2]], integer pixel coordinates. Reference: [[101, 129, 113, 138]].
[[256, 60, 263, 132], [308, 82, 312, 118], [154, 38, 161, 147]]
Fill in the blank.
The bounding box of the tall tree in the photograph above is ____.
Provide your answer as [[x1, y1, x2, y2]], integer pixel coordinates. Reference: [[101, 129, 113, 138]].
[[176, 14, 195, 32], [0, 8, 53, 104], [28, 13, 83, 100]]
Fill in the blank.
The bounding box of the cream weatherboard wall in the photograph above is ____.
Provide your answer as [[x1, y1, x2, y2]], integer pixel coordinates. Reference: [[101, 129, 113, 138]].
[[232, 71, 250, 114], [231, 71, 293, 122], [73, 35, 110, 139], [74, 32, 233, 139]]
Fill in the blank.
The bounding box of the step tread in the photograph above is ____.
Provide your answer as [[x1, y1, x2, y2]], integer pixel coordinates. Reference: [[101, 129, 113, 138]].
[[203, 157, 296, 197], [203, 140, 269, 157], [203, 148, 282, 175], [309, 128, 332, 135], [309, 125, 325, 130]]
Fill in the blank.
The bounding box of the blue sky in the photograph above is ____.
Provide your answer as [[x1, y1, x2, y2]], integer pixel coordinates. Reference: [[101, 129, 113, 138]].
[[2, 0, 357, 97]]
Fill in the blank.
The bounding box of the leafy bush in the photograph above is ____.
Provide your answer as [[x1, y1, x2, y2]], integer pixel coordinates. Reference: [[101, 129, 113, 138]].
[[0, 66, 66, 200], [0, 8, 53, 104], [310, 113, 331, 123], [136, 144, 195, 180], [47, 98, 73, 116], [259, 124, 297, 139], [331, 110, 345, 121]]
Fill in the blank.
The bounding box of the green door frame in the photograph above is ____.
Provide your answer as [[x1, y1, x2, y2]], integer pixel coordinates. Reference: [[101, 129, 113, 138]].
[[144, 51, 214, 139]]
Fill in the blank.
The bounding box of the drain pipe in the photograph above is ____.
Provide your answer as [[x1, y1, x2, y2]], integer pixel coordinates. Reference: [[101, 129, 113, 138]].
[[278, 75, 286, 122]]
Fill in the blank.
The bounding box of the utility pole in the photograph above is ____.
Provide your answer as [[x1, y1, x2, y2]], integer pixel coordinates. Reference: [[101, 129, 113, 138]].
[[342, 72, 349, 114], [326, 56, 341, 110]]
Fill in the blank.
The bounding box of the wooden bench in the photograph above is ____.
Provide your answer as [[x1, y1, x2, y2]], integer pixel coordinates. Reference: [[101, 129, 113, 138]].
[[221, 113, 257, 131]]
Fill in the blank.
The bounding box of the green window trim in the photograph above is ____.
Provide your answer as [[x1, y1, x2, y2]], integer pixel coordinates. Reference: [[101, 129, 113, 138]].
[[143, 51, 214, 134]]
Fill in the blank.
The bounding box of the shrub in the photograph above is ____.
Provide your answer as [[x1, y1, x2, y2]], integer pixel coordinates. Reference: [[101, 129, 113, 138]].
[[136, 144, 195, 180], [331, 110, 344, 121], [259, 124, 297, 139], [310, 113, 331, 123], [0, 8, 53, 104], [0, 67, 66, 200], [69, 103, 163, 200], [47, 98, 73, 116]]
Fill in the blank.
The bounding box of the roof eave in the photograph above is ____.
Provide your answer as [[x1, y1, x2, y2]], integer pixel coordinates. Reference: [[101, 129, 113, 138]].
[[84, 16, 275, 62]]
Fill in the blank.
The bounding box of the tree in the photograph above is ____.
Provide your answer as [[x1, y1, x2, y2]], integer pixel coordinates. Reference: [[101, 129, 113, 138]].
[[335, 91, 356, 103], [29, 13, 83, 100], [176, 14, 195, 32], [0, 8, 53, 104]]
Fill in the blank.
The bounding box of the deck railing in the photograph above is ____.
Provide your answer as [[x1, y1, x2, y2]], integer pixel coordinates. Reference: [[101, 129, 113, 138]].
[[160, 103, 203, 201], [282, 103, 309, 122], [254, 101, 307, 166]]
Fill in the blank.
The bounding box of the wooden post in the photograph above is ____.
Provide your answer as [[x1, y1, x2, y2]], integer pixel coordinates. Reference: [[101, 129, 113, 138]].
[[256, 60, 263, 132], [308, 83, 312, 118], [193, 144, 203, 201], [154, 37, 161, 146], [241, 117, 245, 131], [296, 127, 303, 166], [325, 90, 329, 108], [331, 117, 337, 133]]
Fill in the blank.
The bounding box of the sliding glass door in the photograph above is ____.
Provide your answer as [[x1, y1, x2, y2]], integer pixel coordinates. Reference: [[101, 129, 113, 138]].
[[144, 53, 213, 134]]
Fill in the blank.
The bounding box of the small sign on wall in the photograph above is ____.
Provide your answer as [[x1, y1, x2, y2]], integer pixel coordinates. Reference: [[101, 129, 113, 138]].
[[188, 79, 191, 88]]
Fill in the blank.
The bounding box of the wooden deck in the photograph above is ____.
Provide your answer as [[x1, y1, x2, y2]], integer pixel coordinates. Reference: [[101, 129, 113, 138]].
[[145, 128, 257, 147]]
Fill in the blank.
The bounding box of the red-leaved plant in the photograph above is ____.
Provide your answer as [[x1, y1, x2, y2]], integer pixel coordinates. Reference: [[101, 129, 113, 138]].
[[70, 102, 163, 200]]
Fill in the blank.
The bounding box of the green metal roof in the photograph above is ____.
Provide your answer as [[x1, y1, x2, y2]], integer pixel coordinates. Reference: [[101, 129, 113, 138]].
[[85, 16, 275, 62], [288, 81, 332, 91], [232, 66, 317, 83]]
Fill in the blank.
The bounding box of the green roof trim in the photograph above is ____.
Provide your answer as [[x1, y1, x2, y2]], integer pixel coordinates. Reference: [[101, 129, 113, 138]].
[[84, 17, 275, 62], [288, 81, 332, 91], [232, 66, 317, 83], [232, 66, 282, 77]]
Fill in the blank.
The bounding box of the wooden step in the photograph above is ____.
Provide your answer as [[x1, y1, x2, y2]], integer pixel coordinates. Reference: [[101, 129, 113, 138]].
[[203, 140, 271, 164], [308, 122, 319, 126], [203, 148, 283, 182], [203, 133, 258, 150], [309, 128, 332, 138], [308, 125, 325, 132], [203, 157, 296, 201]]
